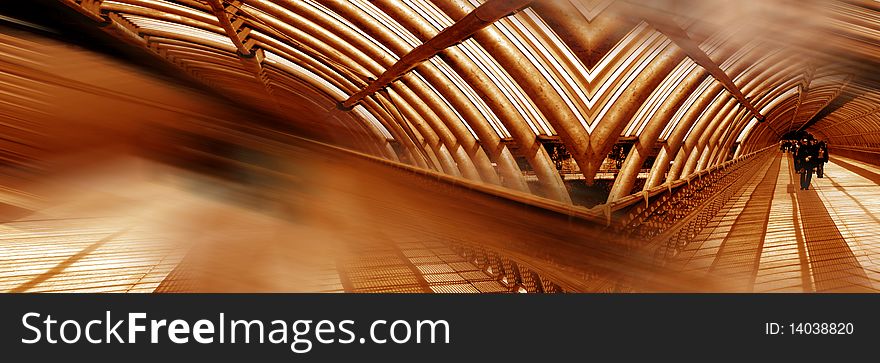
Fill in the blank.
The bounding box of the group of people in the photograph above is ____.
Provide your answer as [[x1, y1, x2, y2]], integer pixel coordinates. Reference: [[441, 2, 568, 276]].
[[780, 139, 829, 190]]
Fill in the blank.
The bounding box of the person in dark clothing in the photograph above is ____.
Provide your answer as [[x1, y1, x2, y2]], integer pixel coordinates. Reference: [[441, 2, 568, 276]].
[[796, 139, 818, 190], [816, 141, 829, 178], [792, 140, 802, 171]]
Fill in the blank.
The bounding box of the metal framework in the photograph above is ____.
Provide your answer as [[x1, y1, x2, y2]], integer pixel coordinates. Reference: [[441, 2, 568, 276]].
[[54, 0, 880, 206]]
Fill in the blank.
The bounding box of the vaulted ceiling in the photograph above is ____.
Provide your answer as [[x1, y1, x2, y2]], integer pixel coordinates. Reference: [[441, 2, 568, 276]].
[[55, 0, 880, 204]]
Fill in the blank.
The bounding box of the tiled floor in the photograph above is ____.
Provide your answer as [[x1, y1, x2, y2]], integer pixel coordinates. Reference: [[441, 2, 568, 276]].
[[675, 155, 776, 274], [5, 153, 880, 293], [334, 237, 506, 293], [754, 156, 812, 292], [0, 186, 186, 293], [813, 157, 880, 290], [1, 157, 508, 293], [709, 155, 780, 291], [672, 152, 880, 292]]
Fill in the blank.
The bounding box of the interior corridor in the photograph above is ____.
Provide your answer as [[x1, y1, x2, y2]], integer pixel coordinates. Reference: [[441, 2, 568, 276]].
[[2, 1, 880, 293]]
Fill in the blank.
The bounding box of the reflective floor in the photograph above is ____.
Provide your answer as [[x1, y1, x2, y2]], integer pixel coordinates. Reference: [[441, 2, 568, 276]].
[[671, 153, 880, 292], [1, 144, 619, 293], [2, 149, 880, 293]]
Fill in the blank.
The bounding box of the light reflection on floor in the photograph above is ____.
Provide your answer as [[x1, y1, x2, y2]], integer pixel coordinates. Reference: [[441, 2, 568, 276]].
[[671, 153, 880, 292], [0, 154, 510, 293], [4, 150, 880, 293]]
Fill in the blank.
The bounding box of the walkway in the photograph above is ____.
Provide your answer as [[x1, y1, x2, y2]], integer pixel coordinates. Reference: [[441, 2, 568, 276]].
[[0, 154, 518, 293], [5, 150, 880, 292], [672, 152, 880, 292]]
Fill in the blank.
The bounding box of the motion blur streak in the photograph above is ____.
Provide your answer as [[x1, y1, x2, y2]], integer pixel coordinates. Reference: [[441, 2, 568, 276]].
[[2, 0, 880, 293], [0, 28, 694, 293]]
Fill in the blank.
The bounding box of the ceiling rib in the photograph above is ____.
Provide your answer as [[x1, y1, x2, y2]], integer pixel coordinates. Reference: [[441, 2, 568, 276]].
[[205, 0, 278, 107], [645, 19, 766, 122], [798, 76, 854, 132], [341, 0, 533, 109], [788, 64, 816, 131]]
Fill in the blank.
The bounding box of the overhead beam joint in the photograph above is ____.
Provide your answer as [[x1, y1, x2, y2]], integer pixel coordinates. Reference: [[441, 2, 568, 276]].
[[624, 2, 766, 121], [341, 0, 533, 109]]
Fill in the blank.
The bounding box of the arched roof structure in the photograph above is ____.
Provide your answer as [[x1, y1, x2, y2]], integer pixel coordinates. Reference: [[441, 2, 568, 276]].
[[58, 0, 880, 205]]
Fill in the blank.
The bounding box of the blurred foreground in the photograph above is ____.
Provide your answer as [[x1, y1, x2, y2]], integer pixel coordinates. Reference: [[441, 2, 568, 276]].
[[0, 143, 624, 292], [3, 133, 734, 292], [0, 25, 727, 293]]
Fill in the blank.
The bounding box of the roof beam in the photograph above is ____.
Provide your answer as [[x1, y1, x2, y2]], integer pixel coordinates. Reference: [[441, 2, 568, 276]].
[[80, 0, 105, 19], [206, 0, 279, 108], [58, 0, 298, 123], [622, 1, 766, 121], [788, 64, 817, 131], [59, 0, 105, 23], [798, 77, 854, 132], [341, 0, 532, 109], [646, 20, 766, 122], [206, 0, 251, 56]]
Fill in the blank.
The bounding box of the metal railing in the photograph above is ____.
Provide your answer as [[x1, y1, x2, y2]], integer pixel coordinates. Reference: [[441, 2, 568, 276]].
[[601, 145, 777, 244]]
